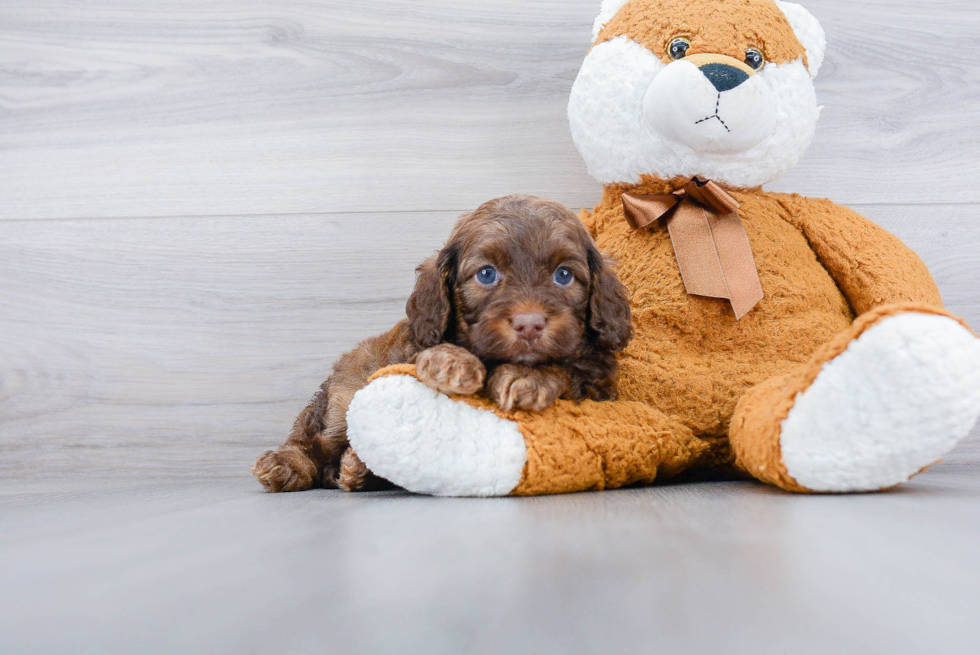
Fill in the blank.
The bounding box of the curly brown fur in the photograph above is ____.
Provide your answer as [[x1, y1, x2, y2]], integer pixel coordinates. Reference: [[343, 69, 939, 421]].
[[252, 323, 414, 493], [253, 195, 632, 493], [428, 195, 632, 404]]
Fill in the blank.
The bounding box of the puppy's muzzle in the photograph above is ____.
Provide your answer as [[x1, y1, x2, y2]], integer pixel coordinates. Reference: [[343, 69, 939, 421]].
[[511, 312, 547, 342]]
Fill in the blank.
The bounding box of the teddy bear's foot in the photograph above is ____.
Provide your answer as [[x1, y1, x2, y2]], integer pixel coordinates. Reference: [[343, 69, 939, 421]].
[[346, 373, 527, 497], [778, 311, 980, 492]]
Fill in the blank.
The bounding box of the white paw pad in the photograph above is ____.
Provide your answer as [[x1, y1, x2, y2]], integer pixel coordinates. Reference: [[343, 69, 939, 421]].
[[781, 314, 980, 492], [346, 375, 527, 497]]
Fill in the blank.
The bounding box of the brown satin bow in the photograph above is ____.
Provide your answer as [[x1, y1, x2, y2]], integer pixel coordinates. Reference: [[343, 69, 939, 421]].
[[622, 177, 764, 320]]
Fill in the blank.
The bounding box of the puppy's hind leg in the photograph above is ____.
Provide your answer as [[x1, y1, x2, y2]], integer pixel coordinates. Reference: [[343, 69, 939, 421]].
[[253, 383, 333, 492], [337, 448, 396, 492], [254, 321, 420, 493]]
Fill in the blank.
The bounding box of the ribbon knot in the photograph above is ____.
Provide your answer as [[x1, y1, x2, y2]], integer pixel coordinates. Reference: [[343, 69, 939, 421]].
[[622, 177, 764, 320]]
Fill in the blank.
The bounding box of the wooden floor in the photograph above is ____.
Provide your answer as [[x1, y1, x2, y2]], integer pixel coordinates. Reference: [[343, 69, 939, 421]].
[[3, 468, 980, 654], [1, 1, 979, 652]]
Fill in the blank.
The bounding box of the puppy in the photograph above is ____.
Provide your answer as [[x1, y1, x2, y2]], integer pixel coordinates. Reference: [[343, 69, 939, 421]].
[[253, 194, 632, 493]]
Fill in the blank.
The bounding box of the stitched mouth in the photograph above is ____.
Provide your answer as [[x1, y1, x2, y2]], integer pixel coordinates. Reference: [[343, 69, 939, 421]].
[[694, 93, 730, 133]]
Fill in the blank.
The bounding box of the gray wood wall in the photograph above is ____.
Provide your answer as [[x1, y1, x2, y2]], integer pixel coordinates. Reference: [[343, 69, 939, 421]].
[[2, 0, 978, 477]]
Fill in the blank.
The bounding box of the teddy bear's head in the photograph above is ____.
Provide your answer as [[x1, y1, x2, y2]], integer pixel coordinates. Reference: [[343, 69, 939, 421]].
[[568, 0, 826, 189]]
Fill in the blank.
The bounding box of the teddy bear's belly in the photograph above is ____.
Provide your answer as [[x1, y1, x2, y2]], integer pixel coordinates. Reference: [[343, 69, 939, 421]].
[[596, 206, 854, 438]]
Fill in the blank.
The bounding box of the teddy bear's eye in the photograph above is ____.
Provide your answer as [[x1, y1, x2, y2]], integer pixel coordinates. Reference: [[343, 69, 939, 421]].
[[744, 48, 765, 71], [668, 37, 691, 60]]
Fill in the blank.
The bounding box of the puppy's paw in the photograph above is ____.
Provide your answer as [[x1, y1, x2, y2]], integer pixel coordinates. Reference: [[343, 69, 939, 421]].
[[252, 447, 317, 492], [416, 343, 486, 396], [337, 448, 371, 492], [488, 365, 563, 412]]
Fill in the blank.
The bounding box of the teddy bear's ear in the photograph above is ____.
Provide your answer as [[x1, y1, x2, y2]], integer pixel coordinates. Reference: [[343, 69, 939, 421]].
[[775, 1, 827, 78], [591, 0, 629, 43]]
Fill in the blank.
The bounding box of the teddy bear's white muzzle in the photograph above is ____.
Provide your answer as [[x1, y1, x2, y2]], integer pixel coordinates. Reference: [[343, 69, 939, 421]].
[[643, 59, 777, 154]]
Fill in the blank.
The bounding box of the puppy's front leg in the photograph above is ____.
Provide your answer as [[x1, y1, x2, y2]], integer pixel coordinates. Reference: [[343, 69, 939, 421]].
[[487, 365, 571, 412], [416, 343, 487, 395]]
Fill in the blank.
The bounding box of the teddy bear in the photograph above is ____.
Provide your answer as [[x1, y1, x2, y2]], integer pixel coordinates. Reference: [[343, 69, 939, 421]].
[[341, 0, 980, 497]]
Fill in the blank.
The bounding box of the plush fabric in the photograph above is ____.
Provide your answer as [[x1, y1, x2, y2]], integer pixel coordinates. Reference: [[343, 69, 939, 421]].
[[729, 304, 976, 492], [345, 0, 980, 497], [593, 0, 827, 76], [349, 367, 528, 497], [774, 1, 826, 76], [583, 178, 943, 439], [567, 38, 819, 187], [777, 312, 980, 492], [595, 0, 808, 68]]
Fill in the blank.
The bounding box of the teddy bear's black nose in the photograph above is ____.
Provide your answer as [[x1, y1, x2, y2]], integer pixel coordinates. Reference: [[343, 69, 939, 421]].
[[699, 63, 750, 92]]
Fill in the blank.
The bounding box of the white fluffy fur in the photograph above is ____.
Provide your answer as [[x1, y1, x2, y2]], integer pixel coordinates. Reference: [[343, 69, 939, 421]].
[[775, 1, 826, 77], [346, 375, 527, 497], [781, 314, 980, 493], [643, 59, 777, 154], [567, 36, 819, 187], [591, 0, 630, 42]]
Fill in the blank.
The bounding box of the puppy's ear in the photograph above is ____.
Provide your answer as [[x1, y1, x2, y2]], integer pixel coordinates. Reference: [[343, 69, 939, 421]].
[[587, 246, 632, 352], [406, 243, 460, 349]]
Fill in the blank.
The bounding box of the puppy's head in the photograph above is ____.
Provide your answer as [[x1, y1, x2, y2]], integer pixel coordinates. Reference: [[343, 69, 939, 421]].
[[407, 195, 632, 365]]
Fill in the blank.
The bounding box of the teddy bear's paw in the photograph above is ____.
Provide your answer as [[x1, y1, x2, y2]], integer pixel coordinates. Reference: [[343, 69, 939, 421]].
[[780, 313, 980, 492], [346, 374, 527, 497]]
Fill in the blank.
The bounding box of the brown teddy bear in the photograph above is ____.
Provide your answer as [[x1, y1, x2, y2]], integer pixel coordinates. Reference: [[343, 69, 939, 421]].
[[342, 0, 980, 496]]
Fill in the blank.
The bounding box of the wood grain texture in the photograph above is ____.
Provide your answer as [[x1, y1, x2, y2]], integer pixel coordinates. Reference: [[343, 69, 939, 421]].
[[1, 205, 977, 477], [0, 211, 457, 475], [2, 473, 980, 654], [0, 3, 978, 648], [1, 0, 979, 220]]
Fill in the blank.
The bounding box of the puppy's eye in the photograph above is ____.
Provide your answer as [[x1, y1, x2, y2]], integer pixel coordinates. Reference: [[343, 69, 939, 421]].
[[475, 266, 498, 286], [553, 267, 574, 287], [744, 48, 765, 71], [668, 37, 691, 60]]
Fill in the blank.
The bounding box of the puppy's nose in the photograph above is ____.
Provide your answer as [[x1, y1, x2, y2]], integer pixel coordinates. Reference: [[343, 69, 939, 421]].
[[511, 312, 546, 341], [699, 63, 749, 92]]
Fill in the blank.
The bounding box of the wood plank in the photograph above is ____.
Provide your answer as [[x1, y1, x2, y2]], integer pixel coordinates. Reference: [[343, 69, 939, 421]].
[[0, 205, 977, 478], [1, 1, 979, 220], [855, 203, 980, 322], [1, 473, 980, 653], [0, 211, 456, 476]]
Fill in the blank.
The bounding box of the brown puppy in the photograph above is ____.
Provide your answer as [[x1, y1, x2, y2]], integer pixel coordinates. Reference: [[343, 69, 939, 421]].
[[253, 195, 632, 493]]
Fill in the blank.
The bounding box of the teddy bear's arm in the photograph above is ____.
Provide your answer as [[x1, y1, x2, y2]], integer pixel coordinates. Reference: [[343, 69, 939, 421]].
[[779, 196, 943, 315]]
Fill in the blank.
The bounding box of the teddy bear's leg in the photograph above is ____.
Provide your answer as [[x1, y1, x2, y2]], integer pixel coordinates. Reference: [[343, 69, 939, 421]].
[[730, 304, 980, 493], [346, 365, 708, 497]]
